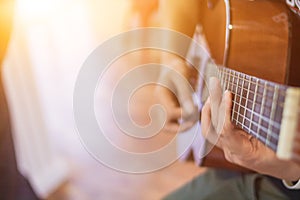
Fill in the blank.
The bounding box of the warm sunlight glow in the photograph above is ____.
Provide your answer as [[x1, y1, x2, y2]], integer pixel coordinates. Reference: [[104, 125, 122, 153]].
[[16, 0, 67, 23]]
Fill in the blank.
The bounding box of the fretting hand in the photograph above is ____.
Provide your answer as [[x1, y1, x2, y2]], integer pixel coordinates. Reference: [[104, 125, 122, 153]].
[[201, 77, 300, 181], [292, 124, 300, 165]]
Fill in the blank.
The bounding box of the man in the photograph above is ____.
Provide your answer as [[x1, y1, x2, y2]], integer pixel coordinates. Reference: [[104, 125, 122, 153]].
[[157, 0, 300, 199]]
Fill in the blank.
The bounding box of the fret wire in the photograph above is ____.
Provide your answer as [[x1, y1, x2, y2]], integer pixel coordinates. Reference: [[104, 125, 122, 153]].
[[230, 70, 234, 91], [232, 110, 279, 140], [232, 70, 238, 121], [219, 68, 287, 95], [249, 78, 258, 139], [217, 68, 288, 111], [232, 118, 277, 150], [266, 85, 279, 147], [227, 71, 231, 90], [221, 71, 287, 98], [257, 82, 268, 139], [223, 79, 285, 108], [225, 80, 282, 127], [222, 68, 226, 91], [231, 98, 281, 129], [224, 80, 282, 129], [217, 67, 288, 151], [230, 87, 280, 111], [226, 69, 230, 91], [250, 78, 259, 138], [243, 74, 251, 132], [220, 74, 285, 106], [224, 68, 228, 92], [238, 74, 244, 128], [219, 67, 286, 91], [220, 68, 224, 88]]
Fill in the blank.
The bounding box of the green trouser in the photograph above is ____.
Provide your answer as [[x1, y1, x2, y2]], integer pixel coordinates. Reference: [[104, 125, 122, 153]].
[[163, 169, 288, 200]]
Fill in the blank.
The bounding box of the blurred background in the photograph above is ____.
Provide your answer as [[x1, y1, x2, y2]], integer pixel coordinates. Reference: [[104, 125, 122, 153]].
[[0, 0, 204, 199]]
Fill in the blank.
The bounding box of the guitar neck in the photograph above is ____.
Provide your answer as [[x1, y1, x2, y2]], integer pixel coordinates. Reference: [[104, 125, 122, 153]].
[[217, 67, 288, 152]]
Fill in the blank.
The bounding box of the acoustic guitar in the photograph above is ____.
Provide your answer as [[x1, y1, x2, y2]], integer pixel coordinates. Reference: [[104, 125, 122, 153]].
[[189, 0, 300, 160]]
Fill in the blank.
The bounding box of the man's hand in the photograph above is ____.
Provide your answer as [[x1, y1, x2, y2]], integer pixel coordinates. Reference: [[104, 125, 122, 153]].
[[201, 77, 300, 181], [155, 55, 198, 133], [292, 124, 300, 165]]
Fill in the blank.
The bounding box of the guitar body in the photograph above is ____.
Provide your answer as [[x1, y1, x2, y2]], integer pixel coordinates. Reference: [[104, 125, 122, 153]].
[[179, 0, 300, 166], [200, 0, 300, 85], [187, 0, 300, 162]]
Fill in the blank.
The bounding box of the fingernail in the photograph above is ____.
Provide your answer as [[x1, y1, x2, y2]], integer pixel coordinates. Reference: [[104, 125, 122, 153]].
[[183, 102, 195, 115], [209, 77, 219, 92], [209, 77, 217, 85], [206, 97, 210, 103]]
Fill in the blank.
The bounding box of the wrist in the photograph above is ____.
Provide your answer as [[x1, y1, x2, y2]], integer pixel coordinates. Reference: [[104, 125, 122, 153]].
[[257, 154, 300, 181]]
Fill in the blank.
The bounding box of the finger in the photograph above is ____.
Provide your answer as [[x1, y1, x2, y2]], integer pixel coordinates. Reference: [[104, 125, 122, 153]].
[[163, 120, 194, 133], [155, 83, 196, 132], [163, 122, 180, 134], [208, 77, 223, 128], [218, 90, 256, 157], [201, 97, 212, 138], [292, 153, 300, 165], [187, 65, 199, 90], [201, 98, 220, 146], [168, 107, 182, 121], [216, 90, 233, 134], [223, 90, 233, 123], [164, 104, 198, 132], [178, 121, 196, 132], [292, 138, 300, 162]]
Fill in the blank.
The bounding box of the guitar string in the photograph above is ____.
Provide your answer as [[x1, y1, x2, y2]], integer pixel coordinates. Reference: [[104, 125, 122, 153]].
[[218, 70, 284, 110], [224, 82, 285, 108], [220, 73, 280, 127], [243, 72, 251, 132], [232, 99, 281, 138], [222, 81, 300, 118], [233, 119, 278, 151], [228, 83, 280, 149], [219, 70, 279, 150], [216, 70, 284, 124], [221, 80, 282, 128], [256, 81, 267, 145], [219, 70, 287, 107], [266, 85, 279, 147], [217, 69, 281, 146], [220, 71, 300, 111], [218, 67, 288, 95]]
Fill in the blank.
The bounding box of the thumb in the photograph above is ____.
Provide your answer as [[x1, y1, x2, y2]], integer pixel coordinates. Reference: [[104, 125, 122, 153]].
[[208, 77, 223, 128]]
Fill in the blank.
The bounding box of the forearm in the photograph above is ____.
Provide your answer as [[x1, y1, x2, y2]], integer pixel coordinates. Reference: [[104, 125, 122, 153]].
[[202, 145, 252, 173]]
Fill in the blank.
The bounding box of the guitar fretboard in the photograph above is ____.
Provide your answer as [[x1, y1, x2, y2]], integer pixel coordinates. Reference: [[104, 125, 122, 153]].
[[217, 67, 288, 151]]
